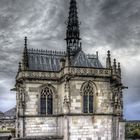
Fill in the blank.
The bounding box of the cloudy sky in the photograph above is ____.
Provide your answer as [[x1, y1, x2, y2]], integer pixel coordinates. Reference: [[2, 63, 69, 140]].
[[0, 0, 140, 120]]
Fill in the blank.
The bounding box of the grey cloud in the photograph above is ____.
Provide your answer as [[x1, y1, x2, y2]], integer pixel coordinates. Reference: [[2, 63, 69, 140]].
[[0, 0, 140, 119], [94, 0, 140, 50]]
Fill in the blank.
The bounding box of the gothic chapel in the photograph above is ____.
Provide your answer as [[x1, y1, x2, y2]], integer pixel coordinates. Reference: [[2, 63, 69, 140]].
[[15, 0, 125, 140]]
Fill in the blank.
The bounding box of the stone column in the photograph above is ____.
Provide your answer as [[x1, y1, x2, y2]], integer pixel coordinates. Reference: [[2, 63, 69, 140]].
[[63, 75, 71, 140]]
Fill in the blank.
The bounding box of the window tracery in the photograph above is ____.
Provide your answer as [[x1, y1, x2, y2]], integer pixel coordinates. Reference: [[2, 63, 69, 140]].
[[82, 82, 94, 113], [40, 87, 53, 115]]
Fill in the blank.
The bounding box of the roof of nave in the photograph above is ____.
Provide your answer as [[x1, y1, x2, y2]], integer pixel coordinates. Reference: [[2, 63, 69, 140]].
[[26, 48, 102, 72], [27, 49, 66, 71]]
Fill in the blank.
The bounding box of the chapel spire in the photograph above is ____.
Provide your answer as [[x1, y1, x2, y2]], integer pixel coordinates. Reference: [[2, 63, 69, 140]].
[[66, 0, 81, 62]]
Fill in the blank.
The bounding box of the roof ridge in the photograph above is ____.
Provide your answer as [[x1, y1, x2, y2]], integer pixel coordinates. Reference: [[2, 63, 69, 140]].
[[28, 49, 66, 56]]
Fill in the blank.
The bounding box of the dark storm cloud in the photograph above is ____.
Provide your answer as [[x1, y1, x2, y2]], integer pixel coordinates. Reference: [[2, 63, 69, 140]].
[[0, 0, 140, 119], [0, 0, 67, 112], [97, 0, 140, 50]]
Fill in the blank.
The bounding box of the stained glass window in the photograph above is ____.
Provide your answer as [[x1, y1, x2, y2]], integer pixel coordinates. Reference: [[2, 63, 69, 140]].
[[40, 96, 46, 114], [83, 95, 88, 113], [89, 95, 93, 113], [83, 82, 94, 113], [47, 94, 53, 114], [40, 87, 53, 115]]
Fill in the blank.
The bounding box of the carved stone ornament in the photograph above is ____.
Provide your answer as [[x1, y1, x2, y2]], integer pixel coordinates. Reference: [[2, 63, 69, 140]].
[[16, 67, 113, 81], [29, 87, 39, 92]]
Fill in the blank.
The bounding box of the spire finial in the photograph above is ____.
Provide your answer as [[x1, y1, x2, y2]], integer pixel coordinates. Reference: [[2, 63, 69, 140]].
[[66, 0, 81, 65], [118, 62, 121, 75], [22, 37, 28, 70], [114, 59, 116, 67], [107, 50, 110, 56], [66, 0, 80, 40], [113, 58, 117, 74], [24, 36, 27, 48], [106, 50, 111, 68], [118, 62, 120, 69], [18, 62, 22, 72]]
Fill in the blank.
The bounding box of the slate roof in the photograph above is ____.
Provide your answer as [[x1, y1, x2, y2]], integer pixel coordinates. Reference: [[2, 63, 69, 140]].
[[71, 50, 102, 68], [28, 49, 66, 71], [27, 49, 102, 72]]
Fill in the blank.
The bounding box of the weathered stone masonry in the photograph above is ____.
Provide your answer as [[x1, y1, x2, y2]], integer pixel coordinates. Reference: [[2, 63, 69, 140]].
[[14, 0, 126, 140], [15, 66, 125, 140]]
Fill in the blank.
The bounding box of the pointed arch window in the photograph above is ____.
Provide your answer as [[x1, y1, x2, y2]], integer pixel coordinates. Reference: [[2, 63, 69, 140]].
[[40, 87, 53, 115], [82, 82, 94, 113]]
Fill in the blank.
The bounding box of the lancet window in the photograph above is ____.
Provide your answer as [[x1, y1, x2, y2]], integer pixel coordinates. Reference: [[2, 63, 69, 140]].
[[40, 87, 53, 115], [82, 82, 94, 113]]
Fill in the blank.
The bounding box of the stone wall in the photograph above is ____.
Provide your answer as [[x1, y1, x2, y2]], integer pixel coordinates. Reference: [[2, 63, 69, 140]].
[[24, 117, 63, 137], [16, 78, 125, 140], [70, 80, 113, 114], [68, 115, 112, 140], [21, 79, 114, 116], [25, 83, 60, 115], [119, 122, 125, 140]]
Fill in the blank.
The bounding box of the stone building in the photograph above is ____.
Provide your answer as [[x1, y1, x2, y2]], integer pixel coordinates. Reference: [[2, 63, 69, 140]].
[[15, 0, 126, 140], [0, 111, 4, 119], [0, 108, 15, 130]]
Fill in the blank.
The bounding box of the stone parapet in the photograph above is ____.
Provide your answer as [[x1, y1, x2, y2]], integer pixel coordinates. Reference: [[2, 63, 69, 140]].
[[16, 67, 113, 81]]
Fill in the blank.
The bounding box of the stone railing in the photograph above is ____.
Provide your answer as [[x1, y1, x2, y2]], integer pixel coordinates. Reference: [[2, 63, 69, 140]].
[[16, 67, 112, 80], [17, 71, 59, 80], [68, 67, 111, 77]]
